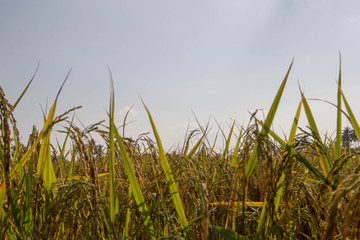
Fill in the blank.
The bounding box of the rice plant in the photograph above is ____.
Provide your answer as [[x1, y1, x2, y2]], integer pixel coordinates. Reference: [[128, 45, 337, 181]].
[[0, 58, 359, 239]]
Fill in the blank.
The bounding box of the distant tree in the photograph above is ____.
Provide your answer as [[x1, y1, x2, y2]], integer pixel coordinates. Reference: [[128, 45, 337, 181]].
[[342, 127, 359, 150], [350, 129, 359, 148], [342, 127, 352, 150]]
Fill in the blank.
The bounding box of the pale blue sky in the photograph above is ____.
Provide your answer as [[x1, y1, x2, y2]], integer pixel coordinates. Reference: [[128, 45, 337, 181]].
[[2, 0, 360, 150]]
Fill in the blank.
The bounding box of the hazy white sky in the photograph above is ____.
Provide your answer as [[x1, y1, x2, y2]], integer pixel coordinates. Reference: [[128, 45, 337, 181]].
[[2, 0, 360, 150]]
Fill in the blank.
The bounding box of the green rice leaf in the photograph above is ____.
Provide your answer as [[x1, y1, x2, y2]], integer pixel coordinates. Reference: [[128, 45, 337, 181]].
[[109, 74, 116, 224], [245, 59, 294, 178], [0, 181, 5, 219], [123, 185, 133, 240], [187, 132, 206, 159], [113, 124, 156, 239], [301, 91, 331, 176], [36, 102, 57, 194], [339, 86, 360, 141], [335, 53, 342, 159], [231, 128, 243, 168], [274, 173, 285, 212], [288, 98, 303, 144], [68, 143, 76, 177], [256, 198, 268, 236], [44, 139, 56, 192], [143, 102, 190, 240], [220, 121, 235, 166], [36, 103, 56, 178], [36, 72, 70, 192], [12, 61, 39, 110], [57, 113, 75, 180]]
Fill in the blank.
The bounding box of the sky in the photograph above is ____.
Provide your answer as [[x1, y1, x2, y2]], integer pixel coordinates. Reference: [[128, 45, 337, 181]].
[[1, 0, 360, 150]]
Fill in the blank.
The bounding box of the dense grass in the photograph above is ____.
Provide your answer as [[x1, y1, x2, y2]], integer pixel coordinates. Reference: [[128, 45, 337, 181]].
[[1, 60, 360, 239]]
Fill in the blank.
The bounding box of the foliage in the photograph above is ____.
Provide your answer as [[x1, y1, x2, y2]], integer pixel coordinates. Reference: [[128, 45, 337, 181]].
[[0, 60, 359, 239]]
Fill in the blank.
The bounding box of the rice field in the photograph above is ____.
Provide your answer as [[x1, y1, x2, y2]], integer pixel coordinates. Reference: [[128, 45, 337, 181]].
[[1, 59, 360, 239]]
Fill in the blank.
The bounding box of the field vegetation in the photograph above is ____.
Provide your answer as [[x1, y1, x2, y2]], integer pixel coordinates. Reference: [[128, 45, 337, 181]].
[[1, 59, 360, 239]]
